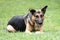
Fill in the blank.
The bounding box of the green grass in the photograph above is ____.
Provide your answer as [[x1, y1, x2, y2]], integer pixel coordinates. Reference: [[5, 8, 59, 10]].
[[0, 0, 60, 40]]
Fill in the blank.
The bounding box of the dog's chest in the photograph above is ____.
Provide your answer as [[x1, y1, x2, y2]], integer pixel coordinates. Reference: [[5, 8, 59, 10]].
[[33, 23, 39, 31]]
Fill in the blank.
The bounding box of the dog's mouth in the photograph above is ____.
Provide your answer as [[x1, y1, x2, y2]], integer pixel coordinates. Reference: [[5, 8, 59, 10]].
[[37, 22, 43, 25], [38, 22, 42, 25]]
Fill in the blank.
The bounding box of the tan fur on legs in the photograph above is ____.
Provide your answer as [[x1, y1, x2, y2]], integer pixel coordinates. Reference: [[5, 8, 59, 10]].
[[25, 23, 33, 34], [35, 26, 44, 34], [7, 25, 16, 32], [39, 26, 43, 32]]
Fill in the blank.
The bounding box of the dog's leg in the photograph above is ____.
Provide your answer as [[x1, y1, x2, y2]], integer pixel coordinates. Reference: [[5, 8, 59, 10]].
[[39, 26, 43, 32], [25, 23, 32, 34], [7, 25, 16, 32], [35, 26, 44, 34]]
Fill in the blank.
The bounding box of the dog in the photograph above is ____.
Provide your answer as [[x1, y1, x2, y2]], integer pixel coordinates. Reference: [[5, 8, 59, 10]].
[[7, 6, 48, 34]]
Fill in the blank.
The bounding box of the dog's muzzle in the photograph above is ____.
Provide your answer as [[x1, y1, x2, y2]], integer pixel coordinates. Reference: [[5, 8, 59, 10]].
[[36, 19, 43, 25]]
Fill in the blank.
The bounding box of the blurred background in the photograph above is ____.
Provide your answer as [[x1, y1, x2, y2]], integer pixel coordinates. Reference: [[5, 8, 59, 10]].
[[0, 0, 60, 40]]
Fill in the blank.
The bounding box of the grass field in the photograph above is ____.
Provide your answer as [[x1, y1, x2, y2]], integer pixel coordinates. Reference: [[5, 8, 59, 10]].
[[0, 0, 60, 40]]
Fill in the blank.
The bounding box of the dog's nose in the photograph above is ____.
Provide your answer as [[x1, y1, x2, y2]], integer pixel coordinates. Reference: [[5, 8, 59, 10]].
[[36, 19, 43, 25], [38, 20, 43, 25], [38, 22, 42, 25]]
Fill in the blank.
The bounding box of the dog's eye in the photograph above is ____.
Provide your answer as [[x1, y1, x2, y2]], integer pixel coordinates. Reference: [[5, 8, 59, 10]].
[[40, 15, 43, 18], [35, 15, 39, 18]]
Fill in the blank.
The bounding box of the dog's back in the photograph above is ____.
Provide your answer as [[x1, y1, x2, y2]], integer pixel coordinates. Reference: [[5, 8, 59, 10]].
[[7, 16, 26, 32]]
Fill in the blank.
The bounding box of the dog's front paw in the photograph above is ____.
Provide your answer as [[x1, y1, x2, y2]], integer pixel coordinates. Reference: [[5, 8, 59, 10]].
[[25, 31, 32, 34], [35, 31, 44, 34]]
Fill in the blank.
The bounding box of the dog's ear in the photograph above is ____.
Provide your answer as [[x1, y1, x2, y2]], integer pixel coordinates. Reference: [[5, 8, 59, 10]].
[[29, 9, 36, 15], [41, 6, 48, 14]]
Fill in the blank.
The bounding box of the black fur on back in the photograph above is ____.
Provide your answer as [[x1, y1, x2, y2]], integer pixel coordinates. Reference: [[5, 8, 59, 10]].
[[7, 16, 26, 32]]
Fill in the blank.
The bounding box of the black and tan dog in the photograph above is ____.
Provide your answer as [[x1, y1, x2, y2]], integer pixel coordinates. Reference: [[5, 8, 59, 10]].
[[7, 6, 48, 33]]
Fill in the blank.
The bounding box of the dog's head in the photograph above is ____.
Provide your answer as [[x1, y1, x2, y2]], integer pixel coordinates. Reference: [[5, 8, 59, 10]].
[[29, 6, 48, 25]]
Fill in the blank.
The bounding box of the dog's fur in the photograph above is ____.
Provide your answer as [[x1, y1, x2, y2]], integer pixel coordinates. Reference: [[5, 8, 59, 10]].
[[7, 6, 48, 33]]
